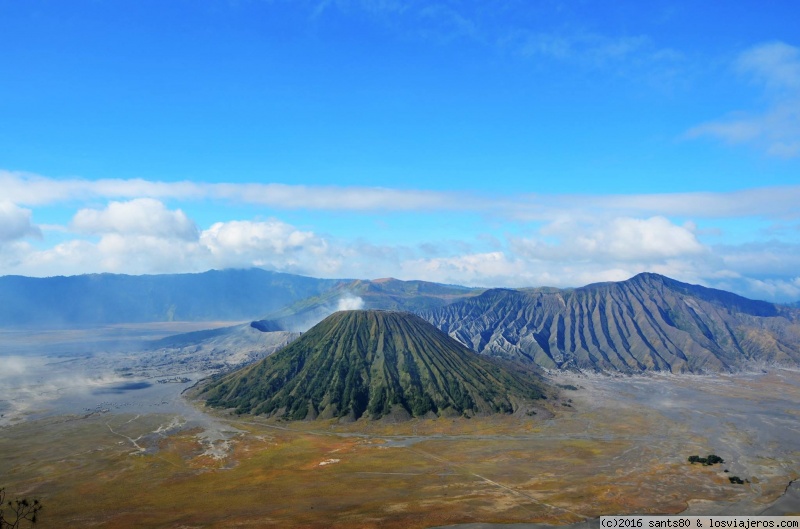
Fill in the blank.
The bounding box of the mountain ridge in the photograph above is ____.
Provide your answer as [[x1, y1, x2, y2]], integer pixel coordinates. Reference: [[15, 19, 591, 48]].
[[0, 268, 344, 326], [420, 273, 800, 373]]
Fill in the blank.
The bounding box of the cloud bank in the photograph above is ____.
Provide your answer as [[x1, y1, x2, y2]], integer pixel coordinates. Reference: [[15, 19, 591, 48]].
[[3, 171, 800, 221], [2, 170, 800, 303]]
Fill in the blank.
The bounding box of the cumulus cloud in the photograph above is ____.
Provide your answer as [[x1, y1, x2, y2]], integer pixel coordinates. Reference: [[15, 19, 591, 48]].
[[71, 198, 198, 240], [4, 206, 799, 301], [2, 172, 799, 302], [200, 219, 339, 274], [3, 202, 351, 277], [687, 41, 800, 158], [0, 201, 41, 243], [399, 251, 529, 287], [514, 216, 705, 263], [13, 236, 204, 276]]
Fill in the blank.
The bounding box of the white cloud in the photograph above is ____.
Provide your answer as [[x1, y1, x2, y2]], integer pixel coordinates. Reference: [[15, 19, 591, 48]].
[[716, 241, 800, 277], [3, 205, 799, 301], [687, 41, 800, 158], [71, 198, 198, 240], [399, 251, 529, 287], [200, 219, 332, 273], [737, 41, 800, 91], [0, 201, 41, 243], [514, 216, 706, 263], [2, 172, 799, 302], [0, 171, 204, 206], [4, 171, 800, 222], [512, 186, 800, 221], [517, 31, 650, 66], [96, 234, 206, 273], [1, 170, 481, 212], [741, 276, 800, 301], [14, 236, 205, 276]]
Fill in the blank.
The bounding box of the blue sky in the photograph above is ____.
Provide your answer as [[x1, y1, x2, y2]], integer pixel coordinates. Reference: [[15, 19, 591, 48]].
[[1, 0, 799, 301]]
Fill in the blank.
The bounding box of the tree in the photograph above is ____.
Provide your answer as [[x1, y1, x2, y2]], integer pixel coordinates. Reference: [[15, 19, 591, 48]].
[[0, 488, 42, 528]]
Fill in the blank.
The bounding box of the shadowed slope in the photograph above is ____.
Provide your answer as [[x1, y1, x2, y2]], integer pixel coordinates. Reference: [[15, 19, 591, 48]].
[[199, 310, 548, 420], [422, 273, 800, 373]]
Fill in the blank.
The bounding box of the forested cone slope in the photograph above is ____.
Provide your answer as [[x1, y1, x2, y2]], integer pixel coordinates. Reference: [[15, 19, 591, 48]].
[[200, 310, 549, 421], [421, 273, 800, 373]]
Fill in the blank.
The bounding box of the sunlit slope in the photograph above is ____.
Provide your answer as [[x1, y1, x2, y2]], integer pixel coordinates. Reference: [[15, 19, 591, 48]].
[[200, 310, 548, 420], [422, 273, 800, 373]]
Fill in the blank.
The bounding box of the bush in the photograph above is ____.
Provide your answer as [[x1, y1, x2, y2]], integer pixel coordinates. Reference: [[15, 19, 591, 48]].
[[0, 488, 42, 528], [688, 454, 724, 466]]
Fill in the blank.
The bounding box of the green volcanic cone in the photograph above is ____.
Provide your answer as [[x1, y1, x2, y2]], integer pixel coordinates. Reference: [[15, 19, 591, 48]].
[[200, 310, 549, 421]]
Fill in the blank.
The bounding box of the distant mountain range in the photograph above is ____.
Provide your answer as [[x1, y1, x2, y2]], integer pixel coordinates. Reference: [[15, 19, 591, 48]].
[[3, 268, 799, 374], [0, 269, 479, 327], [420, 273, 800, 373], [255, 277, 481, 331], [0, 269, 341, 326], [198, 310, 549, 420]]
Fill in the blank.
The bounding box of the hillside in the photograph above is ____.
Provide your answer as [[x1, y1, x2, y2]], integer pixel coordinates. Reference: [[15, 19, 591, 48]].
[[421, 273, 800, 373], [198, 310, 549, 421], [0, 269, 343, 326], [150, 323, 300, 369], [254, 277, 481, 331]]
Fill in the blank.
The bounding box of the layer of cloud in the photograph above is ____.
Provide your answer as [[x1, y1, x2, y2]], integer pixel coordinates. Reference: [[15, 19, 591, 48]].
[[0, 201, 41, 243], [0, 171, 475, 212], [2, 189, 799, 302], [687, 41, 800, 158], [3, 171, 800, 222]]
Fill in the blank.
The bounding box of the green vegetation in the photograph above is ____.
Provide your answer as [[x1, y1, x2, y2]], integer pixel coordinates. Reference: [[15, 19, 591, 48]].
[[688, 454, 724, 466], [201, 310, 549, 420], [0, 488, 41, 528]]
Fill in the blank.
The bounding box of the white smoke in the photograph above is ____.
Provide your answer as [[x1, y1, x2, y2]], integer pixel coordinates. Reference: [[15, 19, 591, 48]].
[[336, 295, 365, 311]]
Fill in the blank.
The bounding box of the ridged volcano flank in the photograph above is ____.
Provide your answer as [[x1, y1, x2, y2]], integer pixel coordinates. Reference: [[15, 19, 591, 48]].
[[200, 310, 547, 420], [421, 273, 800, 373]]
